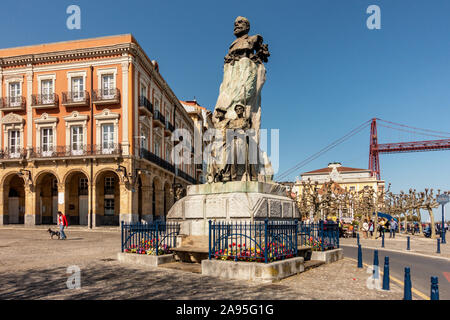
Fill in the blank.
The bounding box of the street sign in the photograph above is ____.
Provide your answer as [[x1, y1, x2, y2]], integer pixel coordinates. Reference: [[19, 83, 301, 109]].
[[437, 194, 450, 205]]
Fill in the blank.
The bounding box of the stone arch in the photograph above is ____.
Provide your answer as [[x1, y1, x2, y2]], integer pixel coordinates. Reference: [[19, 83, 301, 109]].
[[62, 168, 90, 186], [35, 171, 59, 224], [63, 169, 90, 225], [94, 169, 121, 226], [2, 172, 26, 224]]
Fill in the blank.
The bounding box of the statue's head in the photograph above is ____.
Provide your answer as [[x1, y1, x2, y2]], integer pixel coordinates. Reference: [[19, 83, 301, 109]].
[[214, 108, 227, 120], [234, 104, 245, 116], [234, 16, 250, 37]]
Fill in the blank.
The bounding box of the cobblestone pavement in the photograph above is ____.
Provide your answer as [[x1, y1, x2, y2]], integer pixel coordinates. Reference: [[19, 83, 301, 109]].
[[0, 228, 405, 300], [341, 233, 450, 259]]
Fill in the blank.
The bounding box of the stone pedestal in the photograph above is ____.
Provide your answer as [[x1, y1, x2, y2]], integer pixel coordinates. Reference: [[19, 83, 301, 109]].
[[167, 181, 299, 236]]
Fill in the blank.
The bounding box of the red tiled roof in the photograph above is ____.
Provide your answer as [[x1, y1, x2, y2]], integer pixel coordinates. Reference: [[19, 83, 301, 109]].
[[180, 100, 207, 111], [303, 166, 368, 175]]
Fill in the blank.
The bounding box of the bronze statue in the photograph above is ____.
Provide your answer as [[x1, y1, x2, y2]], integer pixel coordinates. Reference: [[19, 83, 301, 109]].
[[224, 16, 270, 65]]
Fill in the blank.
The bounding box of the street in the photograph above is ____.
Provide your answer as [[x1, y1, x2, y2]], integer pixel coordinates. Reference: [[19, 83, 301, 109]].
[[341, 245, 450, 300]]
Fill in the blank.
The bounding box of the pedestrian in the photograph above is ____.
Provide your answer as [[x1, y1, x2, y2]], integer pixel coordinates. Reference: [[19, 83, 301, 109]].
[[389, 219, 397, 239], [362, 220, 369, 239], [377, 218, 385, 239], [57, 211, 68, 240], [369, 220, 374, 237]]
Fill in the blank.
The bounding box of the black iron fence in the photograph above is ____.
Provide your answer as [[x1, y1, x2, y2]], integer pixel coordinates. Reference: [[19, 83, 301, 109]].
[[92, 88, 120, 103], [121, 221, 180, 255], [31, 94, 59, 107], [140, 148, 175, 173], [139, 96, 154, 113], [29, 144, 122, 158], [298, 221, 339, 251], [209, 219, 298, 263]]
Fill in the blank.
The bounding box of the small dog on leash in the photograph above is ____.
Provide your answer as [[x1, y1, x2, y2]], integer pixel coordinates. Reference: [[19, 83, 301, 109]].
[[47, 228, 60, 240]]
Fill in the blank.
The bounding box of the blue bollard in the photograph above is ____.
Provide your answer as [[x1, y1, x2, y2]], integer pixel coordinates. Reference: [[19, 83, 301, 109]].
[[382, 256, 390, 290], [357, 233, 360, 246], [404, 267, 412, 300], [437, 239, 441, 254], [382, 232, 385, 248], [407, 236, 410, 251], [357, 244, 363, 268], [430, 277, 439, 300], [373, 250, 379, 279]]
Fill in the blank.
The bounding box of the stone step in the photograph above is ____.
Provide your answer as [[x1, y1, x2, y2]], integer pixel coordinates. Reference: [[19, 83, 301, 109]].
[[304, 260, 325, 271], [159, 261, 202, 274], [172, 246, 209, 263]]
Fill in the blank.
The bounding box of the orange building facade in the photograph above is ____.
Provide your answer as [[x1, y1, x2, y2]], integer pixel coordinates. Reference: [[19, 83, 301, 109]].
[[0, 34, 197, 226]]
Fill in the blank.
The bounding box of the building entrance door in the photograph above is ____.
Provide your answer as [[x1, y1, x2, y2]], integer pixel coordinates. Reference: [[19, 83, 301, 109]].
[[79, 196, 88, 225], [8, 197, 19, 224]]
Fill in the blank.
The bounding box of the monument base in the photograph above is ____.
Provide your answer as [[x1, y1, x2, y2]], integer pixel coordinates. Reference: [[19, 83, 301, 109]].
[[167, 181, 299, 236]]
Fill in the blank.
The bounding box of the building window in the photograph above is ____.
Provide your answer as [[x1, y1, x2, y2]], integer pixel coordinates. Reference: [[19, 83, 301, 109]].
[[9, 82, 21, 106], [71, 77, 84, 101], [140, 84, 147, 98], [8, 130, 21, 157], [79, 178, 88, 195], [41, 128, 53, 156], [104, 177, 115, 195], [104, 199, 115, 216], [154, 141, 161, 157], [140, 129, 147, 150], [101, 124, 115, 153], [101, 74, 115, 98], [41, 79, 54, 104], [154, 98, 160, 112], [349, 186, 356, 192], [71, 126, 84, 155]]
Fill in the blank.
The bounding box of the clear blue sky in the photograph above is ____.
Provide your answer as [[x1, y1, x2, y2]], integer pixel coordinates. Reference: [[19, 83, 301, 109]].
[[1, 0, 449, 200]]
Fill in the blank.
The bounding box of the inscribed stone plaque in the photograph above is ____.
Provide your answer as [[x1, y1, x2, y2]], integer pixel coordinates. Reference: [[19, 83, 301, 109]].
[[282, 202, 293, 218], [185, 198, 204, 218], [205, 196, 226, 218], [269, 200, 282, 218]]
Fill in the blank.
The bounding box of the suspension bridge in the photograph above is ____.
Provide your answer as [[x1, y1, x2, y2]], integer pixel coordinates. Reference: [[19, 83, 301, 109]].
[[275, 118, 450, 181]]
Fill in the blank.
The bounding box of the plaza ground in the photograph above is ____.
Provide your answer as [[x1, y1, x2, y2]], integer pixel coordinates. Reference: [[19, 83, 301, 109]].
[[0, 226, 408, 300]]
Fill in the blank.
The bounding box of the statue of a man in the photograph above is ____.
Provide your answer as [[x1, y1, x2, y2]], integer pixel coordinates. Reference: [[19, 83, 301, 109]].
[[214, 16, 270, 135]]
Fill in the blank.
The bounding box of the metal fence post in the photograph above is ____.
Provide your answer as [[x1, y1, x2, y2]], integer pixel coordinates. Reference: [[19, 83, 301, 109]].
[[155, 220, 159, 256], [382, 256, 390, 290], [437, 239, 441, 254], [320, 220, 324, 251], [430, 276, 439, 300], [264, 219, 268, 264], [403, 267, 412, 300], [121, 221, 124, 252], [357, 244, 363, 268], [407, 236, 410, 251], [208, 220, 212, 260], [381, 232, 385, 248]]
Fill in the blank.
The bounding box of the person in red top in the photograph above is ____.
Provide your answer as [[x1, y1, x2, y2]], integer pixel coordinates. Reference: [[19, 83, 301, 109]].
[[57, 211, 68, 240]]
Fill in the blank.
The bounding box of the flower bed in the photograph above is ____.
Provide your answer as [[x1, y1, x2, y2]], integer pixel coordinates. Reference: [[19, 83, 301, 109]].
[[303, 236, 336, 251], [212, 241, 296, 263], [123, 239, 172, 256]]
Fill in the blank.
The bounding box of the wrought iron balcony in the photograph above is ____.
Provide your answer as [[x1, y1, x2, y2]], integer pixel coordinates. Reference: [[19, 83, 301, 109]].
[[0, 147, 27, 160], [92, 88, 120, 105], [62, 91, 90, 107], [31, 94, 59, 109], [140, 148, 175, 173], [0, 97, 26, 111], [29, 144, 122, 158], [153, 110, 165, 127], [177, 169, 197, 185], [139, 96, 153, 114], [164, 120, 175, 135]]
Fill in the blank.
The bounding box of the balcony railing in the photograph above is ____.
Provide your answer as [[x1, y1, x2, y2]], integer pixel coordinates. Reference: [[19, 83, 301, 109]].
[[165, 120, 175, 133], [92, 88, 120, 105], [139, 96, 153, 114], [29, 144, 122, 158], [62, 91, 90, 107], [140, 148, 175, 173], [0, 97, 26, 111], [0, 147, 27, 160], [153, 110, 165, 127], [31, 94, 59, 109]]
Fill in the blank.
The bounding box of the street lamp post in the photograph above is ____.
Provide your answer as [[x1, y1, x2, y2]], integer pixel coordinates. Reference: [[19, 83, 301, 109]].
[[437, 194, 449, 244]]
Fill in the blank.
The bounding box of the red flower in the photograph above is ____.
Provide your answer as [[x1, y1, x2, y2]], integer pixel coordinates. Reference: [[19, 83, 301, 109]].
[[232, 243, 236, 247]]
